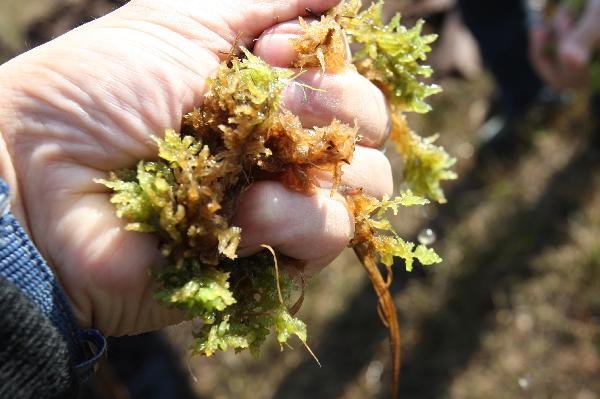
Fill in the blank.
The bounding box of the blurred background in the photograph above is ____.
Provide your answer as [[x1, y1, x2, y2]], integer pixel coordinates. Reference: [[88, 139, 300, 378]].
[[2, 0, 599, 398]]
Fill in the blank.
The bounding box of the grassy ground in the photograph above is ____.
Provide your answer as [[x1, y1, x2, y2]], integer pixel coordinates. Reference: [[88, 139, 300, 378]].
[[2, 1, 600, 398]]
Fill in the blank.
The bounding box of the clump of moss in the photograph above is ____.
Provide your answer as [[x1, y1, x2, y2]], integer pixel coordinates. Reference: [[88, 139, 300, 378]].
[[98, 1, 451, 396], [293, 0, 442, 113], [340, 1, 442, 113], [292, 14, 348, 73], [292, 1, 456, 203], [389, 114, 457, 203], [348, 189, 442, 391], [158, 252, 307, 357], [350, 190, 442, 271], [98, 47, 357, 355]]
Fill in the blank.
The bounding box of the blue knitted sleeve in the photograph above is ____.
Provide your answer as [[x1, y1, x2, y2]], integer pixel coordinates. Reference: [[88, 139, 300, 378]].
[[0, 179, 106, 380]]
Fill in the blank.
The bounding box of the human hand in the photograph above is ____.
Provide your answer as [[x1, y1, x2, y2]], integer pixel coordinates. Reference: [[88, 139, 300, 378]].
[[529, 0, 600, 90], [0, 0, 392, 335]]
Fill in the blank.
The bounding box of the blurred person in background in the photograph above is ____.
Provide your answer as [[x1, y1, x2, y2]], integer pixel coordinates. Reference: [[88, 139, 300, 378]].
[[529, 0, 600, 92], [457, 0, 600, 154], [457, 0, 545, 153], [529, 0, 600, 148]]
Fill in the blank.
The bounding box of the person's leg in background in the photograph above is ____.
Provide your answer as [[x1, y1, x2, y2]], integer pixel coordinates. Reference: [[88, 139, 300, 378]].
[[458, 0, 545, 150], [458, 0, 543, 118]]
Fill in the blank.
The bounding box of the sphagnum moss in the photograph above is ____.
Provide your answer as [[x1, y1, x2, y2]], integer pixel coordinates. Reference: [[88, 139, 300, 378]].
[[97, 1, 454, 396]]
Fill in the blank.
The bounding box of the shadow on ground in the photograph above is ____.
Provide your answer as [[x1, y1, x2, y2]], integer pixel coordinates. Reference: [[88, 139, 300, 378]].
[[274, 139, 598, 399]]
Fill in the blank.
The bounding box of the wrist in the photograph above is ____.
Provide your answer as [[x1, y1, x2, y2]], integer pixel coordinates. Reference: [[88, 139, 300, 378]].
[[0, 180, 107, 377]]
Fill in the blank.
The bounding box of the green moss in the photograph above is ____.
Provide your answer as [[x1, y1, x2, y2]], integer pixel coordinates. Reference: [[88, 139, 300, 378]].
[[399, 132, 457, 203], [328, 1, 455, 202], [340, 1, 442, 113], [156, 266, 235, 317], [190, 253, 307, 357], [351, 190, 442, 272], [98, 49, 313, 356], [98, 0, 449, 361], [389, 115, 456, 203]]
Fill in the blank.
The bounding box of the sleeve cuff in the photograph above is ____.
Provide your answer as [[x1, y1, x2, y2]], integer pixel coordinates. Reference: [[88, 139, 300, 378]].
[[0, 179, 106, 380]]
